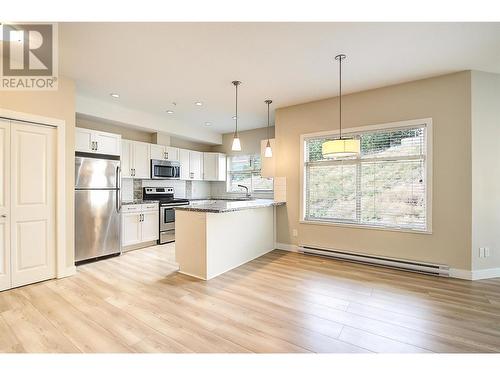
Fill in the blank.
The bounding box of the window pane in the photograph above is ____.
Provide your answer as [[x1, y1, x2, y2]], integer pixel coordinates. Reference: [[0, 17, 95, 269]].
[[229, 155, 252, 171], [228, 172, 252, 192], [304, 125, 428, 231], [361, 160, 426, 230], [306, 163, 357, 221], [361, 127, 425, 159], [252, 173, 273, 191]]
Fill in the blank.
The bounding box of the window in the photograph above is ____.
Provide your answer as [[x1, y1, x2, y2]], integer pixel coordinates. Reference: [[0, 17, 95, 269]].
[[227, 154, 273, 193], [302, 120, 430, 232]]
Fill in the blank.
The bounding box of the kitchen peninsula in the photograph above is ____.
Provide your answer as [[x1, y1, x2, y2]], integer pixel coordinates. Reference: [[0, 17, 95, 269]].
[[174, 199, 285, 280]]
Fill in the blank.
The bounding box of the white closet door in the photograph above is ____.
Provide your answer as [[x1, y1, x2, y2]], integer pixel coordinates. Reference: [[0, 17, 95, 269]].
[[0, 120, 11, 291], [10, 122, 56, 288]]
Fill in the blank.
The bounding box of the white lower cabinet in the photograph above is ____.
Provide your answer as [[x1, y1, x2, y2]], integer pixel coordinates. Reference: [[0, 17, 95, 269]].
[[121, 203, 159, 247]]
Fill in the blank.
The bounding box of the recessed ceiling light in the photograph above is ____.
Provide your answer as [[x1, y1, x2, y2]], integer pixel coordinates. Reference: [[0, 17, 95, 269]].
[[205, 122, 212, 126], [110, 93, 120, 98], [195, 101, 203, 106], [166, 110, 174, 114]]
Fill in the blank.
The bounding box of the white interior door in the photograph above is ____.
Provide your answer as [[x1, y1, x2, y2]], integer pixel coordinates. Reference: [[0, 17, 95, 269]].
[[10, 121, 56, 288], [0, 120, 11, 291]]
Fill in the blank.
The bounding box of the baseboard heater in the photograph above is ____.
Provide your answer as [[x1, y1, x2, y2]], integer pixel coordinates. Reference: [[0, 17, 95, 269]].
[[298, 245, 450, 277]]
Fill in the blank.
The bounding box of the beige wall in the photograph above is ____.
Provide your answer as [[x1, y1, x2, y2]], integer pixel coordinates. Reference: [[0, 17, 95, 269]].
[[170, 136, 213, 152], [471, 71, 500, 271], [211, 126, 275, 155], [76, 115, 154, 143], [0, 77, 76, 269], [275, 71, 472, 270]]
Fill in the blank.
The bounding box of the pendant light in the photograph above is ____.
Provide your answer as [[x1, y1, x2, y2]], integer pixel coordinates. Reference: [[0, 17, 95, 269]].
[[322, 54, 360, 159], [231, 80, 242, 151], [264, 99, 273, 158]]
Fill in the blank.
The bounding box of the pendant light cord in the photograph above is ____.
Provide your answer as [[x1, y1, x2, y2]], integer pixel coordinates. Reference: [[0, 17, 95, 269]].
[[267, 101, 270, 140], [235, 83, 238, 136], [339, 55, 342, 140]]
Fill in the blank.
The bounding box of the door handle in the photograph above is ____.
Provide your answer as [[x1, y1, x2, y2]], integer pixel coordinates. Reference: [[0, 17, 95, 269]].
[[116, 166, 121, 213]]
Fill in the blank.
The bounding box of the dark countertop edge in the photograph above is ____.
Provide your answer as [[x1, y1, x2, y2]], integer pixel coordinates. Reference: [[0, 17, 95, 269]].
[[174, 201, 285, 213], [121, 200, 160, 206]]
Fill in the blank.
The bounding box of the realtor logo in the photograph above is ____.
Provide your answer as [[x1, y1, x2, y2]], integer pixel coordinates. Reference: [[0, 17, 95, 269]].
[[1, 23, 58, 90]]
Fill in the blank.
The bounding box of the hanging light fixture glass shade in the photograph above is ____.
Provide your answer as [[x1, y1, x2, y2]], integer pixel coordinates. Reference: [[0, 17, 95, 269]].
[[265, 139, 273, 157], [232, 135, 241, 151], [322, 54, 360, 159], [322, 138, 360, 158], [264, 99, 273, 158], [231, 80, 242, 151]]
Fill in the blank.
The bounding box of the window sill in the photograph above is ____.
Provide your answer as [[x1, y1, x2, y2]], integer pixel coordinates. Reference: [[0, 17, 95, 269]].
[[299, 219, 432, 235]]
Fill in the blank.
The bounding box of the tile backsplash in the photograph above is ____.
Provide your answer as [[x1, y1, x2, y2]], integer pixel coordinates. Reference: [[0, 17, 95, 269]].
[[121, 178, 278, 202]]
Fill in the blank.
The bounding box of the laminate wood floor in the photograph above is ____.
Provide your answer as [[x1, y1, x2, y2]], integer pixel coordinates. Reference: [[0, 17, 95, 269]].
[[1, 244, 500, 353]]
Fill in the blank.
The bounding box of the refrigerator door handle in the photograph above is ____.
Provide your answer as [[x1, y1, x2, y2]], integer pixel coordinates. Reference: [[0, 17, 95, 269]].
[[116, 165, 121, 213]]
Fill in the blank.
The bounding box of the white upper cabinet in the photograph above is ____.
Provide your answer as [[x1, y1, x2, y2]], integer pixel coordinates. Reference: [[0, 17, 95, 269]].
[[121, 140, 132, 178], [132, 141, 150, 179], [150, 144, 179, 161], [203, 152, 226, 181], [189, 151, 203, 180], [179, 149, 190, 180], [121, 140, 150, 179], [75, 127, 121, 156], [178, 149, 208, 181]]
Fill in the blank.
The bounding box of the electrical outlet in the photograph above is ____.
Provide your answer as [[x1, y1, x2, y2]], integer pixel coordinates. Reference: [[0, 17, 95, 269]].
[[292, 229, 298, 237], [479, 247, 490, 258]]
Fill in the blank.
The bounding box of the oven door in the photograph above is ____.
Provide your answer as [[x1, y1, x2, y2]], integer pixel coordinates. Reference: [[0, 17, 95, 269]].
[[160, 206, 176, 232]]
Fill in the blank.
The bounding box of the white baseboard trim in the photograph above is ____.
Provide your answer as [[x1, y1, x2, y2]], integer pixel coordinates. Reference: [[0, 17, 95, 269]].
[[276, 242, 500, 281], [57, 265, 76, 279], [450, 267, 500, 280], [276, 242, 300, 252]]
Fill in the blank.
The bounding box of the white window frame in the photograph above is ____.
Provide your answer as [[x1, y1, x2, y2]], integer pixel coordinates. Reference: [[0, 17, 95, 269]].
[[300, 118, 433, 234]]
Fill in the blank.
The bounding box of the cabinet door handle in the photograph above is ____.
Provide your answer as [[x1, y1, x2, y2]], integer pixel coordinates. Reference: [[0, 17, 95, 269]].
[[95, 142, 98, 151], [1, 214, 6, 218], [165, 152, 168, 159], [90, 141, 94, 151]]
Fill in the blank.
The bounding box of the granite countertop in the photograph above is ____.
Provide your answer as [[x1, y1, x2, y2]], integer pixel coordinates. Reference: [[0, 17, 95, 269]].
[[121, 200, 159, 206], [174, 199, 285, 213]]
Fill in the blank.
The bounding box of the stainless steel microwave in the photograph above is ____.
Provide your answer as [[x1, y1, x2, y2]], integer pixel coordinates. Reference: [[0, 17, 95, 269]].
[[150, 159, 181, 179]]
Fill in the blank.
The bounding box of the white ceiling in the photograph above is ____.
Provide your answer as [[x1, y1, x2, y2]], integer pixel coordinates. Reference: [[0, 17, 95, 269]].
[[60, 22, 500, 135]]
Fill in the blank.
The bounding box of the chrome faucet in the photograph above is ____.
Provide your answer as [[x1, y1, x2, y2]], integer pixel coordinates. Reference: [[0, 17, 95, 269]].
[[237, 184, 251, 198]]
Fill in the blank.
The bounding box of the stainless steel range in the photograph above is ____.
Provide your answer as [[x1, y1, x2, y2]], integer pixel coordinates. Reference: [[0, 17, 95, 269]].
[[142, 187, 189, 244]]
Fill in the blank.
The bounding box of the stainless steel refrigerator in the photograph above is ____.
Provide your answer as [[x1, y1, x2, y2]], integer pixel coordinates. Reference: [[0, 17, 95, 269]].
[[75, 153, 121, 262]]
